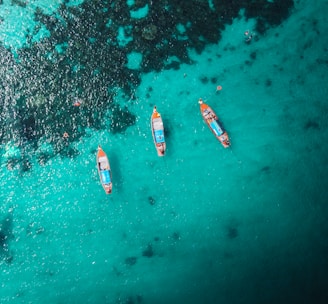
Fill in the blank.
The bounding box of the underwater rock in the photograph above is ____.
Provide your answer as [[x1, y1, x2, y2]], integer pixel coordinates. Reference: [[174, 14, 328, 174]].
[[6, 158, 20, 171], [37, 152, 52, 166], [110, 105, 136, 134], [245, 0, 294, 34], [3, 142, 21, 159], [261, 165, 270, 173], [0, 212, 14, 263], [227, 227, 238, 239], [21, 158, 32, 172], [250, 51, 257, 60], [304, 120, 320, 130], [171, 232, 180, 241], [210, 77, 218, 84], [200, 76, 209, 84], [0, 231, 7, 250], [11, 0, 27, 8], [60, 146, 80, 159], [21, 115, 37, 140], [148, 196, 155, 205], [142, 243, 154, 258], [120, 295, 143, 304], [141, 24, 157, 40], [125, 256, 137, 266]]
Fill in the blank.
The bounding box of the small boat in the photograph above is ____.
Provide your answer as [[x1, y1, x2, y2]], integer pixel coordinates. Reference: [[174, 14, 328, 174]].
[[96, 146, 112, 194], [150, 106, 166, 156], [198, 98, 230, 148]]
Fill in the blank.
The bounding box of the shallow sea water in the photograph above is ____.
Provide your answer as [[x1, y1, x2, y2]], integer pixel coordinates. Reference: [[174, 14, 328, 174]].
[[1, 0, 328, 303]]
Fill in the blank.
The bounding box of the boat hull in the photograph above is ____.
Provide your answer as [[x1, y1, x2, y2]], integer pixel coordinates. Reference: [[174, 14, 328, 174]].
[[96, 146, 112, 194], [199, 99, 230, 148], [151, 106, 166, 156]]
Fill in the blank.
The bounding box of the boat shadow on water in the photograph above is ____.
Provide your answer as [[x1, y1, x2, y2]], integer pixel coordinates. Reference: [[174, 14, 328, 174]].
[[160, 117, 172, 156], [107, 150, 123, 193]]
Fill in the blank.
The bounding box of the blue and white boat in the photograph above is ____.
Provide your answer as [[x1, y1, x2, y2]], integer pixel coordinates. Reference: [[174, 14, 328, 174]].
[[151, 106, 166, 156], [96, 146, 112, 194], [199, 98, 230, 148]]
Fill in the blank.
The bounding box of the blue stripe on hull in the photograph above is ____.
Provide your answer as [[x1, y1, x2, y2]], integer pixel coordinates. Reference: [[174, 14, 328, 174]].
[[210, 121, 224, 136], [154, 129, 165, 143], [101, 170, 111, 184]]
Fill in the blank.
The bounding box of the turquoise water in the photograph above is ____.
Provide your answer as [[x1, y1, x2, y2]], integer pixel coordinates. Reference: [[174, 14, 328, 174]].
[[1, 0, 328, 303]]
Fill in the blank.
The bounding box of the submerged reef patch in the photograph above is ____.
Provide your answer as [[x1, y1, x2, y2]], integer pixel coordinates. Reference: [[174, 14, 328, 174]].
[[148, 196, 155, 205], [0, 0, 294, 167], [125, 256, 138, 266], [227, 226, 239, 239], [142, 243, 154, 258], [0, 212, 14, 263], [304, 120, 320, 130], [109, 105, 137, 134]]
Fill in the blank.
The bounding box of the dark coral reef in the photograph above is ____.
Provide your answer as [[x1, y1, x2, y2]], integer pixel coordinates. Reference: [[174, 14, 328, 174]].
[[0, 0, 294, 169]]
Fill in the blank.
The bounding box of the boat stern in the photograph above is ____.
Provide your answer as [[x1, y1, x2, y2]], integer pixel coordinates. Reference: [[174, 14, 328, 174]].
[[156, 142, 166, 156], [219, 132, 231, 148]]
